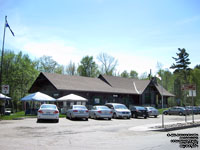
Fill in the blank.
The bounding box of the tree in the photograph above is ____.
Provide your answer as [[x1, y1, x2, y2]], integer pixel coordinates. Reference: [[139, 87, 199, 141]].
[[38, 55, 59, 73], [1, 50, 39, 112], [170, 48, 191, 80], [170, 48, 191, 106], [97, 53, 118, 76], [121, 70, 129, 78], [66, 61, 76, 75], [77, 56, 99, 77], [194, 64, 200, 69], [130, 70, 138, 79]]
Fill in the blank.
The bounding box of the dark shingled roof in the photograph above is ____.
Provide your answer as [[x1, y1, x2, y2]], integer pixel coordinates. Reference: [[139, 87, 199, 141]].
[[99, 75, 150, 94], [40, 72, 174, 96], [42, 72, 114, 93]]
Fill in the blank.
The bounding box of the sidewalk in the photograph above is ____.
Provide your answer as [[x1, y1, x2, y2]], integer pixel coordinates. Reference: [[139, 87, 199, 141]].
[[129, 119, 200, 132]]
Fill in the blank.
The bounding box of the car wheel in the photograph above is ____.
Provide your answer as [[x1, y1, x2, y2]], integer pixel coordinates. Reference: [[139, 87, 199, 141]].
[[85, 118, 88, 121], [94, 114, 97, 120], [179, 112, 183, 116], [108, 118, 111, 120], [127, 116, 130, 119], [144, 116, 147, 119], [132, 114, 137, 118], [164, 112, 168, 115], [37, 119, 40, 123], [154, 115, 157, 118], [55, 119, 59, 123], [113, 113, 117, 119], [69, 114, 72, 120]]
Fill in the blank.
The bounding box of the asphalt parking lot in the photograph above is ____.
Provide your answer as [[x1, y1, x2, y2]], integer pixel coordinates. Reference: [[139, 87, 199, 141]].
[[0, 115, 200, 150]]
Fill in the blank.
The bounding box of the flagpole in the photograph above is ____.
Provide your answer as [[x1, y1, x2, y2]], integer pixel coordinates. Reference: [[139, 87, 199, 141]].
[[0, 16, 7, 92]]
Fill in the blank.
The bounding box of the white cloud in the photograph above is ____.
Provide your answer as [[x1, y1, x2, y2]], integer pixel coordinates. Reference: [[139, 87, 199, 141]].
[[23, 41, 81, 65]]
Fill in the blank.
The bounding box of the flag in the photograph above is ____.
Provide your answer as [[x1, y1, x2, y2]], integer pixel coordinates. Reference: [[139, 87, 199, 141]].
[[5, 18, 15, 36], [156, 74, 162, 80]]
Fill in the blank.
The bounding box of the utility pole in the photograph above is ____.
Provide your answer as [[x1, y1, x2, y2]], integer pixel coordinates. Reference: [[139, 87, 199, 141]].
[[0, 16, 7, 92]]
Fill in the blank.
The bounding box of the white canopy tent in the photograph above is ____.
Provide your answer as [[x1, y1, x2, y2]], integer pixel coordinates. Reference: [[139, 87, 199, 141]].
[[0, 93, 11, 100], [21, 92, 56, 115], [57, 94, 88, 114], [57, 94, 88, 102], [21, 92, 56, 102]]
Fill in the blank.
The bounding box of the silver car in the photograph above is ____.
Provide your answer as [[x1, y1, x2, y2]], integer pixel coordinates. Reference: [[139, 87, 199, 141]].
[[105, 103, 131, 119], [66, 105, 89, 121], [37, 104, 59, 123], [89, 106, 113, 120], [146, 107, 159, 118]]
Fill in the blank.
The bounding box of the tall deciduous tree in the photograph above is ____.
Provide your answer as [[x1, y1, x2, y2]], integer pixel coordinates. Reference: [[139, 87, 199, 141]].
[[97, 53, 118, 76], [1, 50, 39, 111], [77, 56, 98, 77], [130, 70, 138, 79], [38, 55, 59, 73], [66, 61, 76, 75], [121, 70, 129, 78]]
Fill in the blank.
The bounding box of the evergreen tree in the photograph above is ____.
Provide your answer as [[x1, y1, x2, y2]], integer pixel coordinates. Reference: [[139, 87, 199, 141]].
[[170, 48, 191, 80]]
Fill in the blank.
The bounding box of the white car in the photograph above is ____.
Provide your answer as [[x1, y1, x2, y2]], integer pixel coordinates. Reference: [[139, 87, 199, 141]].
[[66, 105, 89, 121], [146, 107, 159, 118], [105, 103, 131, 119], [37, 104, 59, 123]]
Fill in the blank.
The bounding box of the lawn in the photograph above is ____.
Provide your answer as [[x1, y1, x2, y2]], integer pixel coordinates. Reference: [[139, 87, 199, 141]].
[[158, 108, 168, 114], [0, 111, 66, 120]]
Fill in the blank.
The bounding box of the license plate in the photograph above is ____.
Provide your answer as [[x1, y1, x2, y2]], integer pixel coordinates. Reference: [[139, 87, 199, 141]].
[[79, 110, 84, 113]]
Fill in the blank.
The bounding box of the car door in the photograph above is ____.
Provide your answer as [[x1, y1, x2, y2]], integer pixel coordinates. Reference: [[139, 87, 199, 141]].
[[169, 108, 175, 115], [90, 106, 96, 118]]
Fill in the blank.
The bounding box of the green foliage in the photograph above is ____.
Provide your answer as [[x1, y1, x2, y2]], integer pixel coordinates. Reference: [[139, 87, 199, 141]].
[[130, 70, 138, 79], [77, 56, 99, 77], [170, 48, 191, 80], [37, 55, 64, 74], [1, 50, 39, 112], [121, 70, 129, 78]]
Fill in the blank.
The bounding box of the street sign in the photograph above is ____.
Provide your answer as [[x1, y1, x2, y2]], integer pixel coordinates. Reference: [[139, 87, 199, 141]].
[[2, 85, 9, 94], [181, 84, 196, 91], [189, 90, 196, 97]]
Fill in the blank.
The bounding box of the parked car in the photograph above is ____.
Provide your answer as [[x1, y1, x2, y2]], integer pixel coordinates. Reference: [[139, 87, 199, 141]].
[[195, 106, 200, 114], [66, 105, 89, 121], [105, 103, 131, 119], [89, 105, 113, 120], [130, 106, 148, 119], [163, 107, 188, 116], [4, 108, 12, 115], [37, 104, 59, 123], [185, 106, 199, 115], [146, 107, 159, 118]]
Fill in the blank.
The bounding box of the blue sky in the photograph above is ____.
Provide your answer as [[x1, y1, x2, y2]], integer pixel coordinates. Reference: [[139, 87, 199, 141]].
[[0, 0, 200, 76]]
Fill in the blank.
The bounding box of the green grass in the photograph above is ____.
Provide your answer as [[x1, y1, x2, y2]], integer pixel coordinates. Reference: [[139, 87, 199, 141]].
[[158, 108, 168, 114], [0, 111, 33, 120], [0, 111, 66, 120]]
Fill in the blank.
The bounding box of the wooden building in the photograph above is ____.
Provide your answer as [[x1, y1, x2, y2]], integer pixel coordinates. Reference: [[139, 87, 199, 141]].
[[29, 72, 174, 109]]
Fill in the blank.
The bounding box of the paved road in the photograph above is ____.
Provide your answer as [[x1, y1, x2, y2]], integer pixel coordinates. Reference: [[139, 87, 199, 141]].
[[0, 115, 200, 150]]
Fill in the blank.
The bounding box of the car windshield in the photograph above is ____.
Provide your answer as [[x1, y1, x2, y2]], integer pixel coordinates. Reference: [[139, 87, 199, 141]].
[[147, 107, 155, 110], [114, 105, 127, 109], [136, 107, 146, 110], [41, 105, 56, 109], [73, 105, 86, 109], [97, 106, 110, 110]]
